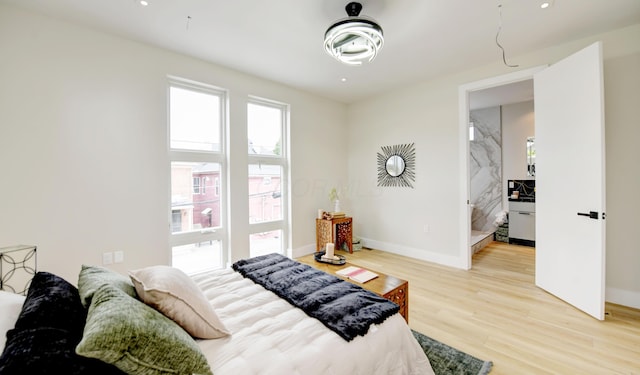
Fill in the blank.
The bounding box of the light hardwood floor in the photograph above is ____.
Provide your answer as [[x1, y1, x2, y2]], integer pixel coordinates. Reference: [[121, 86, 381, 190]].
[[300, 242, 640, 374]]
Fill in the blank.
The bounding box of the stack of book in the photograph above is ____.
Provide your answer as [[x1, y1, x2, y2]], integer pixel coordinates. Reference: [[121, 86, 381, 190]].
[[330, 211, 346, 218]]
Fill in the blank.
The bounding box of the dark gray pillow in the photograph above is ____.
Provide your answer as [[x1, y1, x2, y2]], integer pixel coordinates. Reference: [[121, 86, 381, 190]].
[[0, 271, 124, 374]]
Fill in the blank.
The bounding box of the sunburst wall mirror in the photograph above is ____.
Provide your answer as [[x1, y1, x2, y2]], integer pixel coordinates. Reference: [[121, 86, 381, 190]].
[[377, 143, 415, 188]]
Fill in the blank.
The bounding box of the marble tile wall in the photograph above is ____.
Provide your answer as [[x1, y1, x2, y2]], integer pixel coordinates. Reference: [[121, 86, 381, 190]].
[[470, 106, 502, 232]]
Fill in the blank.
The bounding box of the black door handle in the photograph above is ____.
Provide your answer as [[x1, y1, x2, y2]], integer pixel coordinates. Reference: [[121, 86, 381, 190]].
[[577, 211, 599, 219]]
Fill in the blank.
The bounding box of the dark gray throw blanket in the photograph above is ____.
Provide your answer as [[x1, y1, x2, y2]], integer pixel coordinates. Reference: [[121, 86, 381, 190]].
[[232, 253, 399, 341]]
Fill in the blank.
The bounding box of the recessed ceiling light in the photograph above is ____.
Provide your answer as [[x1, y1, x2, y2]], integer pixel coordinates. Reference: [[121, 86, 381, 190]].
[[140, 0, 149, 6], [540, 1, 554, 9], [341, 77, 348, 82]]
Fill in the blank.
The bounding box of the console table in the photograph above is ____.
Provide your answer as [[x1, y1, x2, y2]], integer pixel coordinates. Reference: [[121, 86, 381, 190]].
[[316, 217, 353, 253]]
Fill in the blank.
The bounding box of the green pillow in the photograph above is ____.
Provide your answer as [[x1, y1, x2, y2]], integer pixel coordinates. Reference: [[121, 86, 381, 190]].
[[77, 265, 138, 307], [75, 283, 212, 375]]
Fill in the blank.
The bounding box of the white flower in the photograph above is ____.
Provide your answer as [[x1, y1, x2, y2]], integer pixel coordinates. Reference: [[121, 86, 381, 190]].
[[328, 188, 339, 202]]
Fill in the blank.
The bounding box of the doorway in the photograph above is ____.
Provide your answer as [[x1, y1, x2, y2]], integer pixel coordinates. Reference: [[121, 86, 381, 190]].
[[469, 81, 536, 252], [458, 66, 546, 270]]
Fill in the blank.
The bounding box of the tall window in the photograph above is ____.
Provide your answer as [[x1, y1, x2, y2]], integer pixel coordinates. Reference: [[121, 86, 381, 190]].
[[247, 99, 289, 257], [169, 78, 227, 275]]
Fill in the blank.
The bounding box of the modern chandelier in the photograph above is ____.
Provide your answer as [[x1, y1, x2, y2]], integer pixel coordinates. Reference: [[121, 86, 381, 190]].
[[324, 2, 384, 66]]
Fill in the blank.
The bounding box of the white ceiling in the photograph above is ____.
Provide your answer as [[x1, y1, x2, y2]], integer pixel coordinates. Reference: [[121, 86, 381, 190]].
[[3, 0, 640, 104]]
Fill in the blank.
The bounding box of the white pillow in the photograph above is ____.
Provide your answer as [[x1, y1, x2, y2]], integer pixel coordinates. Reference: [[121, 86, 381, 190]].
[[128, 265, 230, 339], [0, 291, 26, 350]]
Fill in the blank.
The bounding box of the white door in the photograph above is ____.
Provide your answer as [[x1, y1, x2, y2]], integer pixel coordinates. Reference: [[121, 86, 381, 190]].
[[534, 42, 606, 320]]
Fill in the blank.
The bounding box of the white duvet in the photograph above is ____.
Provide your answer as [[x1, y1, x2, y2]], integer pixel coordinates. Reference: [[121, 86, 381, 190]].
[[0, 269, 434, 374], [192, 268, 434, 375]]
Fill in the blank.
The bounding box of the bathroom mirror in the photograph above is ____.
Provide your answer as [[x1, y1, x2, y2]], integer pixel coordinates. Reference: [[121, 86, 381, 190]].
[[386, 155, 405, 177], [527, 136, 535, 177]]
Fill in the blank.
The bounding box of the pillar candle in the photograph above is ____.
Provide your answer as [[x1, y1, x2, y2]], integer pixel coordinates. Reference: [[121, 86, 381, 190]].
[[317, 209, 324, 219], [325, 243, 335, 258]]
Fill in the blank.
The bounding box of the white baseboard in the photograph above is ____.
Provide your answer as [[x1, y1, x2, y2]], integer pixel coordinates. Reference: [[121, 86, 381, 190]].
[[295, 241, 640, 310], [294, 240, 465, 269], [606, 287, 640, 309], [291, 243, 316, 259], [294, 238, 466, 269], [359, 237, 467, 269]]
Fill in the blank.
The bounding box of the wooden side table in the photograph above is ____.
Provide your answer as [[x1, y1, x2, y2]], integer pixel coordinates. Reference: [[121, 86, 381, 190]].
[[316, 217, 353, 253]]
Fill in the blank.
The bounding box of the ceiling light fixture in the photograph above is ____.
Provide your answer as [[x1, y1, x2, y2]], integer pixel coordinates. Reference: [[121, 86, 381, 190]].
[[324, 2, 384, 66]]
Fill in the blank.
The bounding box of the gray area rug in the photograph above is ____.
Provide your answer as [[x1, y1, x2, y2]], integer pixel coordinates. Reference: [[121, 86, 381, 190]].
[[412, 330, 493, 375]]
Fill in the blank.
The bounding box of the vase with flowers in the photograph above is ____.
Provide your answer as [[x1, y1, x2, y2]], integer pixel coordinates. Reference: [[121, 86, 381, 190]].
[[329, 187, 340, 213]]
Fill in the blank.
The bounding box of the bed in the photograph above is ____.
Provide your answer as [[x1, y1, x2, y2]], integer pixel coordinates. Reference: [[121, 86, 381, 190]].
[[0, 253, 434, 375]]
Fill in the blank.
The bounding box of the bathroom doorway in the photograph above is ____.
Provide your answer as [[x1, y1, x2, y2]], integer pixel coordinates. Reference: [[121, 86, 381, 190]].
[[468, 77, 536, 255], [459, 66, 545, 270]]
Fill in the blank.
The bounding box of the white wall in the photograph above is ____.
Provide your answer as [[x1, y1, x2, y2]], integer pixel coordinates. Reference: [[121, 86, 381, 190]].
[[1, 4, 638, 308], [0, 5, 347, 284], [348, 24, 640, 307], [603, 51, 640, 308], [347, 78, 463, 266], [502, 100, 535, 209]]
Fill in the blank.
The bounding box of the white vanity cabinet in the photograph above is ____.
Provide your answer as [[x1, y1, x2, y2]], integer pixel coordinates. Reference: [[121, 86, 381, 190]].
[[508, 201, 535, 245]]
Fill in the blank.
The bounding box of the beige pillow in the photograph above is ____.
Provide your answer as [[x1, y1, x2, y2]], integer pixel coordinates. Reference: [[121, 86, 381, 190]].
[[128, 265, 230, 339]]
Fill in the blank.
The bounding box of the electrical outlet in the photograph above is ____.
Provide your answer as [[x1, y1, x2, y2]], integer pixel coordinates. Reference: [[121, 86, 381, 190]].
[[102, 252, 113, 265], [114, 251, 124, 263], [423, 224, 430, 233]]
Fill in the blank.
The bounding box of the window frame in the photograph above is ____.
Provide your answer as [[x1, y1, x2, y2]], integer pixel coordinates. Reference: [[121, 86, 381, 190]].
[[168, 77, 229, 269], [192, 176, 201, 194], [247, 97, 290, 256]]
